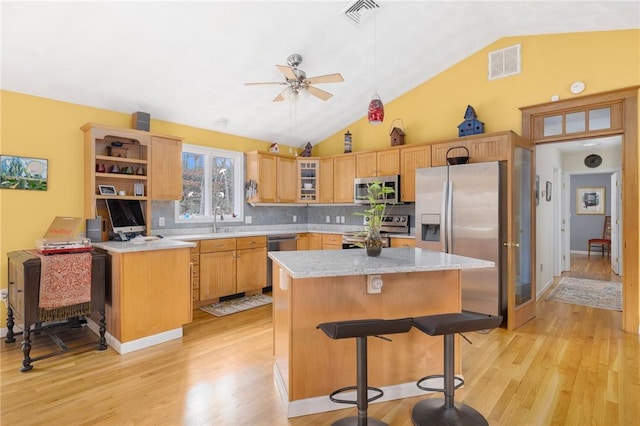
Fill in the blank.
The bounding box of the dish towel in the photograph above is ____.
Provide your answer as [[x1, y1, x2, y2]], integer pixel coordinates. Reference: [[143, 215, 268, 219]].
[[28, 250, 93, 321]]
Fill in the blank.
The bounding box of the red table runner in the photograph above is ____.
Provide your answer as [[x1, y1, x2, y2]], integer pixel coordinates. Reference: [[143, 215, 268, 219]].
[[27, 250, 93, 321]]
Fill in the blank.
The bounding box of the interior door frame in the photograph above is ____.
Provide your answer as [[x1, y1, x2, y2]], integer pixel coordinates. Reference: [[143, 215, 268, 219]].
[[521, 86, 639, 334]]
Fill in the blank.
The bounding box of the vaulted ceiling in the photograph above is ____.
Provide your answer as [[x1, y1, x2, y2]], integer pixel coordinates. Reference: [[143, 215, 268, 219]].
[[2, 1, 638, 148]]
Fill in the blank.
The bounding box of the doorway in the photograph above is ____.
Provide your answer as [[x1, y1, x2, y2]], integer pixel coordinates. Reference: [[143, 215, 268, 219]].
[[520, 86, 639, 334], [535, 136, 622, 295]]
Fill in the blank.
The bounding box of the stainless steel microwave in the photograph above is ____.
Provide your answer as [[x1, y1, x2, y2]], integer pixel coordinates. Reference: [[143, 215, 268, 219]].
[[354, 175, 400, 204]]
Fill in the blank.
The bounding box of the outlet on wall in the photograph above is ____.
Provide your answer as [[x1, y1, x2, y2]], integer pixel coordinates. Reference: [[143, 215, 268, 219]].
[[0, 289, 8, 301], [293, 215, 297, 223], [245, 216, 252, 224], [326, 216, 330, 223], [158, 217, 165, 227]]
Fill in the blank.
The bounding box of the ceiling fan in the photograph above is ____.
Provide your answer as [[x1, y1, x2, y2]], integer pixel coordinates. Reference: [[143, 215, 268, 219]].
[[245, 53, 344, 102]]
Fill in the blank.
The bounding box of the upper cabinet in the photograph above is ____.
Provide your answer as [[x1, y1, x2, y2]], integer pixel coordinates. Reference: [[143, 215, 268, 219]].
[[245, 152, 277, 203], [297, 159, 319, 203], [318, 158, 334, 203], [276, 156, 297, 203], [356, 148, 400, 177], [245, 151, 299, 203], [430, 132, 513, 166], [400, 145, 431, 202], [150, 136, 183, 200], [333, 154, 356, 203]]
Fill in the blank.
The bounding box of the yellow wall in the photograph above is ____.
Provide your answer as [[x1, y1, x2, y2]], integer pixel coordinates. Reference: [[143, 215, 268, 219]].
[[315, 29, 640, 155], [1, 29, 639, 326], [0, 92, 277, 322]]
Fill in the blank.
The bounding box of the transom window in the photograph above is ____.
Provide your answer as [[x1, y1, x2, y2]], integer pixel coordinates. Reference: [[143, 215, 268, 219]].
[[175, 144, 244, 223]]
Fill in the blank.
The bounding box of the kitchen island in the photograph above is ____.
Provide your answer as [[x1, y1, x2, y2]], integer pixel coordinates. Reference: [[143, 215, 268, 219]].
[[268, 247, 494, 418]]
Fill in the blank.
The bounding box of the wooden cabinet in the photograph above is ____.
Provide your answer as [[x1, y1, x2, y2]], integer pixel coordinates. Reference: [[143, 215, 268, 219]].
[[297, 233, 309, 250], [237, 236, 267, 293], [82, 123, 183, 234], [356, 148, 400, 178], [430, 132, 511, 166], [200, 238, 237, 300], [107, 247, 192, 344], [333, 154, 356, 203], [309, 233, 323, 250], [277, 157, 297, 203], [150, 136, 183, 200], [322, 233, 343, 250], [296, 159, 319, 203], [199, 236, 266, 301], [245, 152, 297, 203], [245, 152, 277, 203], [319, 158, 334, 203], [400, 144, 431, 202], [390, 237, 416, 248], [190, 241, 200, 304]]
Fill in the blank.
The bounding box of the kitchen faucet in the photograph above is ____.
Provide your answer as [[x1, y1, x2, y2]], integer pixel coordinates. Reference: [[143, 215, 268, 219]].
[[213, 206, 224, 233]]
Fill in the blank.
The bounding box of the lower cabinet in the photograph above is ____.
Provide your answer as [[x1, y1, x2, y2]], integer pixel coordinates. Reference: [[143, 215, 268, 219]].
[[390, 238, 416, 248], [199, 236, 267, 302], [322, 233, 343, 250]]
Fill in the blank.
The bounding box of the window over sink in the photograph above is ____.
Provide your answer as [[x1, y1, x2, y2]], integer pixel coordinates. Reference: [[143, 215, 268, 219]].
[[175, 144, 244, 223]]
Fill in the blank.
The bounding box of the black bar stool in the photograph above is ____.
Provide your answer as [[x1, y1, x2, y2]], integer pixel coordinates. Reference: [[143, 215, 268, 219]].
[[317, 318, 414, 426], [411, 312, 503, 426]]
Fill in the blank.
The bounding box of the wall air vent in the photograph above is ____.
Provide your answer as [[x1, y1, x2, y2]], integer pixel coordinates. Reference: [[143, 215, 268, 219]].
[[342, 0, 381, 26], [488, 43, 521, 80]]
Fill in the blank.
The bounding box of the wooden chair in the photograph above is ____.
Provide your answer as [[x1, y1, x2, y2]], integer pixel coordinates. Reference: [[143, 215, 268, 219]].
[[588, 215, 611, 258]]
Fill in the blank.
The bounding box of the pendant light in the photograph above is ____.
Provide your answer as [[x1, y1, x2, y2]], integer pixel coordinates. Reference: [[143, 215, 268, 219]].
[[368, 12, 384, 125]]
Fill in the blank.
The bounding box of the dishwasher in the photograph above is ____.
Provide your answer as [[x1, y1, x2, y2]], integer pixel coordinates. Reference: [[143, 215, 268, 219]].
[[266, 234, 297, 290]]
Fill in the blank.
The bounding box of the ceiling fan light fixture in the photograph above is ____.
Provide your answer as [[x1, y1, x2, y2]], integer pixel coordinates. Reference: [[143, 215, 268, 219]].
[[368, 93, 384, 124]]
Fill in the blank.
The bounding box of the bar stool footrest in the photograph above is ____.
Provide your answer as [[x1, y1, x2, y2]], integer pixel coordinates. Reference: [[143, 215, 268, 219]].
[[416, 374, 464, 392], [329, 385, 384, 405]]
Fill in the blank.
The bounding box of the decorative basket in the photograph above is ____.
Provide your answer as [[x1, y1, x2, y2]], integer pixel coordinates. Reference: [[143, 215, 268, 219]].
[[446, 146, 470, 165]]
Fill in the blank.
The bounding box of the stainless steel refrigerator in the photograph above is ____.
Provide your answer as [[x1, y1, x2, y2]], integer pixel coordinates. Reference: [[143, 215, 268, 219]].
[[416, 161, 507, 317]]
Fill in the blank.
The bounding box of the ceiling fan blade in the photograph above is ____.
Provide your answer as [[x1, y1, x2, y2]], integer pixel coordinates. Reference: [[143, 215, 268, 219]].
[[245, 82, 287, 86], [273, 91, 286, 102], [307, 85, 333, 101], [306, 73, 344, 85], [276, 65, 297, 80]]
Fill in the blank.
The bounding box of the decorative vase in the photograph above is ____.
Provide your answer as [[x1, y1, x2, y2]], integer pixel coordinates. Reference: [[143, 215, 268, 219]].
[[365, 228, 383, 257]]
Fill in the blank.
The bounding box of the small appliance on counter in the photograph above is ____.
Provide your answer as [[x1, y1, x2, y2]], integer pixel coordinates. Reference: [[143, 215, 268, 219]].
[[36, 216, 92, 255]]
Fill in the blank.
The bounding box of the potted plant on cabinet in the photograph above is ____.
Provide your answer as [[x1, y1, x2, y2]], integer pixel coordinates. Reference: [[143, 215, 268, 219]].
[[354, 181, 395, 257]]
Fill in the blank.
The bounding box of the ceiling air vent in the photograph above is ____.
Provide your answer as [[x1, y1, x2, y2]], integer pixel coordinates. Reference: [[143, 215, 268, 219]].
[[343, 0, 381, 26], [488, 43, 521, 80]]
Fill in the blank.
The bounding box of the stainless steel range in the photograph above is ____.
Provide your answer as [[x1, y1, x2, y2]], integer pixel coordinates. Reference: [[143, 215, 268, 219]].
[[342, 214, 410, 249]]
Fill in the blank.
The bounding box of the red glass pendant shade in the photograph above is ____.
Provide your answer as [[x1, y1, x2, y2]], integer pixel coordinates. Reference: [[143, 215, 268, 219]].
[[368, 93, 384, 124]]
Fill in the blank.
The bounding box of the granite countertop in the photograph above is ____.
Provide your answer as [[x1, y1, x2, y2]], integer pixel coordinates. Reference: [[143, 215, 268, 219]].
[[92, 238, 196, 253], [269, 247, 493, 278]]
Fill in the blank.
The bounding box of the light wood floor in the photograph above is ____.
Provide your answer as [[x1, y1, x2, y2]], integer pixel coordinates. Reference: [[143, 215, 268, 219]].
[[1, 254, 638, 425]]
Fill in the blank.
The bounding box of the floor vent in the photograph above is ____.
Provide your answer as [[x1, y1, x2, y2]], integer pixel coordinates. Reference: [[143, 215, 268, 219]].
[[342, 0, 381, 26], [488, 43, 521, 80]]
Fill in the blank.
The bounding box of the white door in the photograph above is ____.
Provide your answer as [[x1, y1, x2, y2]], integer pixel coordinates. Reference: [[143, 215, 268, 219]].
[[610, 172, 623, 275], [561, 172, 571, 272]]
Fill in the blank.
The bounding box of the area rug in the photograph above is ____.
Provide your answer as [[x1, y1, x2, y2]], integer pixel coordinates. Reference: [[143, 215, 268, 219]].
[[200, 294, 272, 317], [546, 277, 622, 311]]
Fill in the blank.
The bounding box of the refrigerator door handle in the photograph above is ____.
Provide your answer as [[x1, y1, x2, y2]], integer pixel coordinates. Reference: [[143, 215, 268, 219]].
[[441, 181, 449, 252]]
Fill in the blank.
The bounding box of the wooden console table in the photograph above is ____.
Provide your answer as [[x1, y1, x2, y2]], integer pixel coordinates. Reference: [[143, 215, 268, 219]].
[[5, 250, 107, 371]]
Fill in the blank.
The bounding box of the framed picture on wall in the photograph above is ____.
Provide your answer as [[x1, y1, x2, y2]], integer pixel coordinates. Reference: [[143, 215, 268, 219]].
[[0, 155, 48, 191], [576, 187, 605, 215]]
